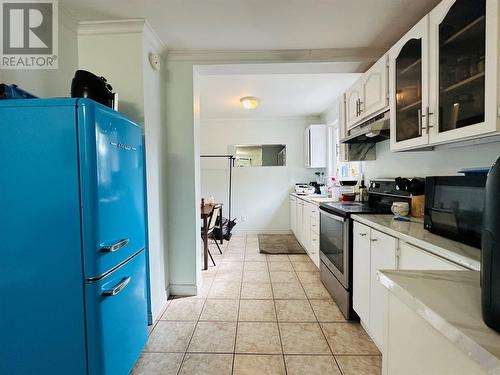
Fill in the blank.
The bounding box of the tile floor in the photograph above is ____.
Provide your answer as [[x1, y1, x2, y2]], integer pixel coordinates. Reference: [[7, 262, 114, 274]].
[[133, 234, 381, 375]]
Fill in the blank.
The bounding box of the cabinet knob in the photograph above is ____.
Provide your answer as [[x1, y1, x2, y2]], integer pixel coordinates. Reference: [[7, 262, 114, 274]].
[[359, 233, 367, 237], [371, 238, 378, 242]]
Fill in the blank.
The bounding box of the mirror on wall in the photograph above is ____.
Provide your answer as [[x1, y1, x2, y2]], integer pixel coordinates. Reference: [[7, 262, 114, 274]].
[[230, 144, 286, 167]]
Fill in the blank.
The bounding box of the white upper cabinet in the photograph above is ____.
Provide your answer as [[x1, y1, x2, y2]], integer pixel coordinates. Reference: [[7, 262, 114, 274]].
[[390, 0, 498, 150], [346, 80, 363, 128], [345, 54, 389, 129], [361, 54, 389, 118], [390, 16, 430, 151], [428, 0, 494, 144], [304, 124, 327, 168], [338, 94, 349, 162]]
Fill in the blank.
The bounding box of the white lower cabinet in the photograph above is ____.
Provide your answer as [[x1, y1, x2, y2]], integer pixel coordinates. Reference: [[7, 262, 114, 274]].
[[352, 222, 397, 349], [290, 196, 297, 235], [369, 230, 397, 349], [398, 242, 466, 271], [352, 220, 467, 351], [353, 222, 371, 323], [290, 195, 320, 268]]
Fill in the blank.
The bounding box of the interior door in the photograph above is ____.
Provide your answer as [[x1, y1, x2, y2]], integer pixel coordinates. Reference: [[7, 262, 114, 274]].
[[361, 54, 389, 118], [390, 16, 430, 151], [346, 80, 362, 128], [429, 0, 493, 144]]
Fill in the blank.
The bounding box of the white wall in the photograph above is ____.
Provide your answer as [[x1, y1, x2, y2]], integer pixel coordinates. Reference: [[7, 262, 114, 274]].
[[362, 140, 500, 181], [78, 21, 168, 320], [200, 118, 322, 234], [163, 61, 202, 296], [0, 10, 78, 97]]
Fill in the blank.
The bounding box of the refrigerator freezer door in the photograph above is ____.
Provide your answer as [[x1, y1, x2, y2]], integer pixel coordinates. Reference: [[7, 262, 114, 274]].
[[85, 249, 148, 375], [0, 99, 87, 375], [77, 99, 146, 279]]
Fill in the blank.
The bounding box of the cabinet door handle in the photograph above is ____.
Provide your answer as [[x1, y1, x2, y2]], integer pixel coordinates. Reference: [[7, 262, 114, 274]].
[[359, 233, 367, 237], [371, 238, 378, 242], [418, 108, 423, 135], [359, 100, 364, 114]]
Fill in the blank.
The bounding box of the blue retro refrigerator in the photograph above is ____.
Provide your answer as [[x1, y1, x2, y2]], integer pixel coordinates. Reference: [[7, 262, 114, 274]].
[[0, 98, 149, 374]]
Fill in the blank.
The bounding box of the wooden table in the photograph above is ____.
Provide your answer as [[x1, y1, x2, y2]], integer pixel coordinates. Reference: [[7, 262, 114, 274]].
[[201, 203, 223, 270]]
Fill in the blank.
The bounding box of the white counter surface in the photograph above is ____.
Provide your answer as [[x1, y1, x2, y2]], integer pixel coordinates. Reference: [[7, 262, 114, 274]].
[[290, 192, 336, 206], [351, 214, 480, 271], [379, 270, 500, 374]]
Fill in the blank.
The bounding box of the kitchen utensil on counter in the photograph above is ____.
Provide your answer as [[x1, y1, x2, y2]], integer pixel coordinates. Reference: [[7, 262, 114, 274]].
[[339, 179, 358, 186], [482, 157, 500, 333], [340, 193, 356, 202], [391, 202, 410, 217], [411, 195, 425, 218]]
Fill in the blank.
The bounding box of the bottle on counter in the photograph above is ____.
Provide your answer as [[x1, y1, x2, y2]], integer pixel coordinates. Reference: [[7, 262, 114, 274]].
[[359, 180, 368, 202]]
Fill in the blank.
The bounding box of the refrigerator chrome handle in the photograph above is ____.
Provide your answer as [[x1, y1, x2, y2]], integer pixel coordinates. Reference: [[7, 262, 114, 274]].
[[101, 238, 130, 253], [102, 277, 131, 297]]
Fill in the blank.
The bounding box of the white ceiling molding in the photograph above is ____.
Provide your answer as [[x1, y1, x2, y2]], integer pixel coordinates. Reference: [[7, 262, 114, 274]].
[[166, 47, 385, 64], [78, 19, 147, 36], [200, 115, 322, 122]]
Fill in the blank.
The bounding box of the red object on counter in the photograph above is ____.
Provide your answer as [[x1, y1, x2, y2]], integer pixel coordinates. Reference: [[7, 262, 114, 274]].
[[201, 198, 205, 208]]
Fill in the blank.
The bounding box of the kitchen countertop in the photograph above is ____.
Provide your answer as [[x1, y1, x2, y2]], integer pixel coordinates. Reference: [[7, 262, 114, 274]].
[[290, 192, 336, 206], [351, 214, 480, 271], [379, 270, 500, 373]]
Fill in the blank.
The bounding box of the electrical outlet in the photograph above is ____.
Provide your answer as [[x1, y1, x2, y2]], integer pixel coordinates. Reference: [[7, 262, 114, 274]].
[[241, 215, 247, 222]]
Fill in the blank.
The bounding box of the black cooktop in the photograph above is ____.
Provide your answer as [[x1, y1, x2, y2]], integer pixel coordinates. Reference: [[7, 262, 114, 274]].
[[320, 202, 383, 217]]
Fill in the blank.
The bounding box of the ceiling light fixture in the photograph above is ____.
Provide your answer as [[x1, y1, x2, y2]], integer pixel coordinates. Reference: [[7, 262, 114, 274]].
[[240, 96, 259, 110]]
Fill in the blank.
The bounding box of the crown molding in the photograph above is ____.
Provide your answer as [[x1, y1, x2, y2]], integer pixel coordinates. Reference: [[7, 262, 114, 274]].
[[200, 115, 322, 122], [59, 6, 78, 33], [78, 19, 147, 36], [167, 47, 385, 64], [143, 20, 167, 53]]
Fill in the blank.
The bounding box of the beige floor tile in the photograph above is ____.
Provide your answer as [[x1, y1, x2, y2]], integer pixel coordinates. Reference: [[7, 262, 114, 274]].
[[296, 271, 321, 284], [233, 355, 286, 375], [178, 354, 233, 375], [240, 283, 273, 299], [242, 270, 271, 283], [267, 254, 291, 262], [161, 298, 205, 321], [291, 261, 319, 272], [270, 271, 299, 283], [336, 355, 382, 375], [268, 261, 294, 271], [285, 355, 341, 375], [279, 323, 330, 354], [132, 353, 184, 375], [145, 321, 196, 352], [208, 280, 241, 299], [219, 260, 244, 269], [214, 272, 243, 283], [301, 282, 333, 300], [321, 323, 380, 355], [187, 322, 236, 353], [239, 300, 276, 321], [243, 261, 268, 271], [288, 255, 311, 262], [244, 253, 267, 262], [200, 299, 239, 321], [275, 300, 317, 322], [272, 282, 307, 299], [236, 322, 282, 354], [310, 300, 346, 322], [245, 246, 260, 253]]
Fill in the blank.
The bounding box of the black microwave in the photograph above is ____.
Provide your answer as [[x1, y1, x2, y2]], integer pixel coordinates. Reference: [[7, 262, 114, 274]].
[[424, 176, 487, 248]]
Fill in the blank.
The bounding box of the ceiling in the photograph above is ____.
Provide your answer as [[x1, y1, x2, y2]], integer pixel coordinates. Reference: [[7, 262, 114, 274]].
[[199, 71, 359, 119], [61, 0, 441, 51]]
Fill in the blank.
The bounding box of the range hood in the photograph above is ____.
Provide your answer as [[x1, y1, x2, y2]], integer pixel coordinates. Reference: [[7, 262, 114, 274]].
[[341, 111, 390, 144]]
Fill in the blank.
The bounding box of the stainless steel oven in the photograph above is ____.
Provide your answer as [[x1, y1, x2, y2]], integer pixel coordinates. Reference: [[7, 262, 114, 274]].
[[319, 210, 349, 288]]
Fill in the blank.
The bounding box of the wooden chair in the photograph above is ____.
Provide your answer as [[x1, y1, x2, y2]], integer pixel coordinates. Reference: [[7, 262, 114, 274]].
[[201, 204, 223, 266]]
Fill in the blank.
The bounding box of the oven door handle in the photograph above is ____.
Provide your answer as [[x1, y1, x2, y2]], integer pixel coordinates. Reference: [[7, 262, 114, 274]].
[[320, 209, 347, 222]]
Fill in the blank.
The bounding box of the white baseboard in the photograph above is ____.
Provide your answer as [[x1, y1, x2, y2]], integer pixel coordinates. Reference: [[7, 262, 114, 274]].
[[169, 283, 198, 296], [233, 229, 292, 235]]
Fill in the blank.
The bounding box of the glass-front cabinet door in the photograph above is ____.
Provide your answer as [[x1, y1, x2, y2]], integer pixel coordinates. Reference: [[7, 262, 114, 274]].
[[429, 0, 492, 143], [390, 17, 429, 151]]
